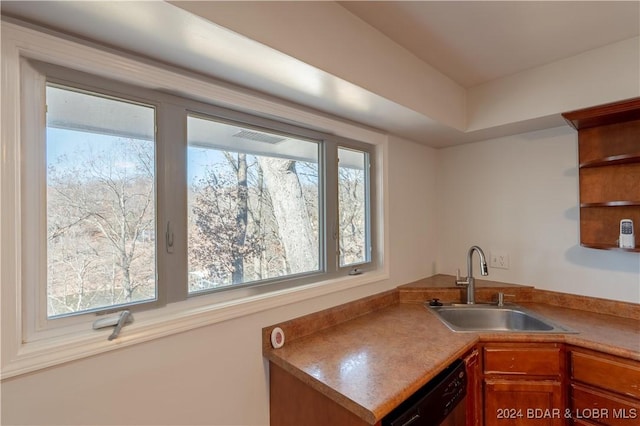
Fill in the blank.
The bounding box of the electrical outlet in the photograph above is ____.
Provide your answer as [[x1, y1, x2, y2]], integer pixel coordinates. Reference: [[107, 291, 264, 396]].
[[490, 250, 509, 269]]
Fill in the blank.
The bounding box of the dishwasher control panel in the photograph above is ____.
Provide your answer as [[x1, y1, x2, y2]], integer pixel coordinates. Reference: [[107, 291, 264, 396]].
[[382, 358, 467, 426]]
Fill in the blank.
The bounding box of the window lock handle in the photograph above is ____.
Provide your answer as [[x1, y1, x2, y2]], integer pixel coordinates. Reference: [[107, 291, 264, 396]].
[[93, 310, 134, 341], [108, 310, 132, 341]]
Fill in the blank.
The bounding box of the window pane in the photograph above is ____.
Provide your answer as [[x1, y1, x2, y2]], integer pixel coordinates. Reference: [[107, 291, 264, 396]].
[[187, 115, 320, 292], [338, 147, 369, 267], [46, 85, 156, 318]]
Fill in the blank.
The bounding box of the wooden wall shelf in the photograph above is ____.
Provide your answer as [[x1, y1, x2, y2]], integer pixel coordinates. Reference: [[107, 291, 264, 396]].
[[579, 152, 640, 168], [563, 98, 640, 130], [562, 98, 640, 252], [580, 201, 640, 207]]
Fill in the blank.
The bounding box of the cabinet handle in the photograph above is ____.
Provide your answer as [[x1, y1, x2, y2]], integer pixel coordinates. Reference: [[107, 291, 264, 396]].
[[400, 413, 421, 426]]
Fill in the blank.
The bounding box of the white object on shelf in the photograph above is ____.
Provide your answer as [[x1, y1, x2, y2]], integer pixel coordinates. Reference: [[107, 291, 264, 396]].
[[619, 219, 635, 249]]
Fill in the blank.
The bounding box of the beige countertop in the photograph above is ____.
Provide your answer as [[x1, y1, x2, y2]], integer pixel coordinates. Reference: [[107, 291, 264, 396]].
[[264, 279, 640, 425]]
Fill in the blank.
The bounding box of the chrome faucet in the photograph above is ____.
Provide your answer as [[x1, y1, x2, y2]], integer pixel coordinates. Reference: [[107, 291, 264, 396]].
[[456, 245, 489, 304]]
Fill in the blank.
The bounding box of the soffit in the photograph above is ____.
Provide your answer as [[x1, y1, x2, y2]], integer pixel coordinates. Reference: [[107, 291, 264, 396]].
[[340, 1, 640, 88], [1, 1, 638, 147]]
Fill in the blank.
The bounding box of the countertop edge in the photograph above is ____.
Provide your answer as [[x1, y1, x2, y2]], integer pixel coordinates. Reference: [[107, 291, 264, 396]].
[[563, 335, 640, 361]]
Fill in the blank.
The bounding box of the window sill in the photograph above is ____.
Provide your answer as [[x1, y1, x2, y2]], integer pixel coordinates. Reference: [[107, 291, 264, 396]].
[[1, 270, 388, 379]]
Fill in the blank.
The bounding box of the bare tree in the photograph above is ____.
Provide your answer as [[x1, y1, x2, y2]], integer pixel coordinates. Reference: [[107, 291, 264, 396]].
[[47, 139, 155, 315], [338, 166, 366, 265], [223, 152, 250, 284], [189, 152, 319, 288], [189, 157, 262, 288], [258, 157, 318, 273]]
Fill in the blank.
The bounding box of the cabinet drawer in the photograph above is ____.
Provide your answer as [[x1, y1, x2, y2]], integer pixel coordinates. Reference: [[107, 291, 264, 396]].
[[571, 351, 640, 399], [571, 384, 640, 426], [484, 345, 562, 376]]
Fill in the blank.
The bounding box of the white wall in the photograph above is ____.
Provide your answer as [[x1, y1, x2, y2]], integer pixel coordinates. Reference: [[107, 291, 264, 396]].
[[466, 36, 640, 131], [3, 116, 639, 426], [387, 135, 440, 282], [172, 2, 640, 138], [0, 137, 439, 425], [170, 1, 466, 130], [437, 126, 640, 303]]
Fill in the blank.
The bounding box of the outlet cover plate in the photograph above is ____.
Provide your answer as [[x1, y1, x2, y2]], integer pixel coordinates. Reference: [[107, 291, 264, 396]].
[[490, 250, 509, 269]]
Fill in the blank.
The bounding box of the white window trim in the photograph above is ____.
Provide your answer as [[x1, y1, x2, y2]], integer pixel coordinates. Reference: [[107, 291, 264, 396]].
[[1, 21, 389, 379]]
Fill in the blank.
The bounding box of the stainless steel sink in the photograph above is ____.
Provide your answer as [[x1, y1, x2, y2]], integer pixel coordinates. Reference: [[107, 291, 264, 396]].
[[428, 304, 576, 333]]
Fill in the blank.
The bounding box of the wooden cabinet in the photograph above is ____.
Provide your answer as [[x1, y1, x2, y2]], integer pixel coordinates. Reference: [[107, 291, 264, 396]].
[[270, 355, 474, 426], [568, 347, 640, 426], [480, 343, 566, 426], [270, 362, 375, 426], [562, 98, 640, 252], [269, 343, 639, 426]]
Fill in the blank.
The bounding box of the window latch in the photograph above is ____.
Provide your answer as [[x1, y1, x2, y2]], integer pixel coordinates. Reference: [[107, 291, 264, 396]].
[[93, 310, 134, 341], [166, 221, 174, 253], [348, 267, 363, 276]]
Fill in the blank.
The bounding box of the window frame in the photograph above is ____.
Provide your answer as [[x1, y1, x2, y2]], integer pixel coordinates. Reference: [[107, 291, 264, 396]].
[[1, 20, 388, 379], [336, 141, 376, 271], [21, 60, 169, 340], [182, 103, 378, 293], [185, 111, 327, 293], [42, 82, 161, 319], [22, 60, 378, 332]]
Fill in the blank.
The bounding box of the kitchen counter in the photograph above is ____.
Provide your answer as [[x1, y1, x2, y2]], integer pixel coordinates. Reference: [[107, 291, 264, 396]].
[[515, 302, 640, 357], [266, 303, 477, 424], [263, 279, 640, 425]]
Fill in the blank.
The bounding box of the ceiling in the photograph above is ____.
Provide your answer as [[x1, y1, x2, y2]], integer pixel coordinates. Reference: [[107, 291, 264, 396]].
[[340, 1, 640, 88], [1, 1, 639, 147]]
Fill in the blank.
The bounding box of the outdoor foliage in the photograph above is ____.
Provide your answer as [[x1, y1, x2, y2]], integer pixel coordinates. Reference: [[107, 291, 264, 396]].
[[187, 150, 321, 291], [47, 138, 156, 316], [338, 162, 367, 266], [47, 137, 367, 316]]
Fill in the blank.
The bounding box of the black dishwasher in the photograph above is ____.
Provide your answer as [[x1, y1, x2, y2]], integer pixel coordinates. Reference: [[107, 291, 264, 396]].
[[381, 358, 467, 426]]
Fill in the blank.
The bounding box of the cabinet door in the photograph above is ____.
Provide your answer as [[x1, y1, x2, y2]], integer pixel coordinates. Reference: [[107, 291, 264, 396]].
[[465, 349, 481, 426], [484, 379, 564, 426], [270, 363, 371, 426]]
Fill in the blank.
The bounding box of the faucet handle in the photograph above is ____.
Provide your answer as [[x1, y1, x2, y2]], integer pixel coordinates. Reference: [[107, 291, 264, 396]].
[[497, 292, 516, 306], [455, 269, 469, 286]]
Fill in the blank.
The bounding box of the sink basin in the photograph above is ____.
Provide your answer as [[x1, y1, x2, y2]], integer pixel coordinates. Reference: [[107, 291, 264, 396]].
[[428, 304, 576, 333]]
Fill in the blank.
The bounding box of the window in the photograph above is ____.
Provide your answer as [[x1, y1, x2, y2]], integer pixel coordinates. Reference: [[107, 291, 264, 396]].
[[187, 115, 321, 292], [21, 61, 376, 327], [338, 147, 371, 267], [45, 84, 157, 318], [2, 25, 385, 377]]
